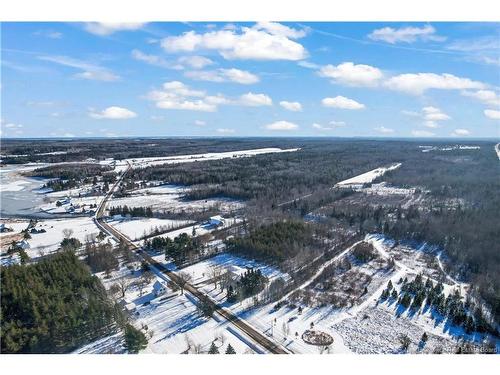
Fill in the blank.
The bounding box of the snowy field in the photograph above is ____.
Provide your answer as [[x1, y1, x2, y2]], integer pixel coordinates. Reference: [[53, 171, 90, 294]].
[[0, 220, 30, 236], [336, 163, 401, 187], [125, 147, 300, 169], [12, 217, 100, 258], [147, 217, 241, 244], [420, 145, 481, 153], [107, 217, 194, 241], [109, 193, 244, 214]]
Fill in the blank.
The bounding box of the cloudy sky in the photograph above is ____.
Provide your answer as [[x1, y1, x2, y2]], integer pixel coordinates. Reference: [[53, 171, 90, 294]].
[[1, 22, 499, 138]]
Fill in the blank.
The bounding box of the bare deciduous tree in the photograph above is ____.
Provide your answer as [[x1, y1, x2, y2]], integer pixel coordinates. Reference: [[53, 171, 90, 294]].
[[176, 272, 192, 295], [116, 278, 132, 298], [208, 265, 223, 289], [62, 228, 74, 239]]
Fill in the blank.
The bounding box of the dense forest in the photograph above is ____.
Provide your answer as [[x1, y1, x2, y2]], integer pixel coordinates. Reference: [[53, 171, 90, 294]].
[[0, 251, 121, 353], [127, 140, 406, 205], [225, 221, 321, 263], [26, 163, 114, 180], [0, 138, 303, 164]]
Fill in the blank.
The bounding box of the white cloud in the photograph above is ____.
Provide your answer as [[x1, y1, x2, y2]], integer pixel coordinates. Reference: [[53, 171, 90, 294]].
[[147, 81, 271, 112], [374, 126, 395, 134], [195, 120, 206, 126], [185, 68, 259, 84], [89, 106, 137, 120], [279, 101, 302, 112], [131, 49, 182, 70], [3, 122, 23, 129], [452, 128, 471, 136], [84, 22, 146, 36], [177, 55, 214, 69], [384, 73, 485, 95], [401, 110, 421, 117], [132, 51, 215, 71], [312, 121, 346, 131], [161, 23, 307, 61], [462, 90, 500, 107], [484, 109, 500, 120], [216, 128, 235, 134], [297, 61, 320, 69], [239, 92, 273, 106], [411, 130, 435, 137], [423, 121, 439, 129], [319, 62, 383, 87], [38, 55, 120, 82], [368, 25, 445, 44], [34, 30, 62, 39], [254, 22, 308, 39], [322, 96, 365, 110], [422, 106, 451, 121], [447, 36, 498, 52], [265, 120, 298, 131]]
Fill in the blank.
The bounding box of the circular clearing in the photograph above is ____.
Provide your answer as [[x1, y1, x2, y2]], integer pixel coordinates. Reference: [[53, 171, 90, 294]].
[[302, 330, 334, 346]]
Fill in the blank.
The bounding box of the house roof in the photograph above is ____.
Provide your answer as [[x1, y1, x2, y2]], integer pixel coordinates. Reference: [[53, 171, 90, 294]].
[[152, 280, 166, 291], [210, 215, 224, 222]]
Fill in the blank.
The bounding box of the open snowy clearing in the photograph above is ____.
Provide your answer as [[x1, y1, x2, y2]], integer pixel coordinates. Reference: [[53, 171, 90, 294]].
[[109, 194, 244, 214], [125, 147, 300, 169], [420, 145, 481, 153], [20, 217, 100, 258], [107, 217, 194, 241], [336, 163, 401, 187], [145, 217, 241, 244]]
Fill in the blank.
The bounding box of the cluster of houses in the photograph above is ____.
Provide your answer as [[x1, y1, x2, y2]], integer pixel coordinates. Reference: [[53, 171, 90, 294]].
[[54, 196, 96, 215]]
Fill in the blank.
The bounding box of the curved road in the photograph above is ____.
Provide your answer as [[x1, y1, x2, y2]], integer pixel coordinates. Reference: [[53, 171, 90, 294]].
[[94, 163, 289, 354]]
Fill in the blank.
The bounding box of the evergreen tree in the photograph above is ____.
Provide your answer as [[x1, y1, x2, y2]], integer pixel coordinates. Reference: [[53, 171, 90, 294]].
[[387, 280, 393, 290], [124, 324, 148, 354], [208, 342, 219, 354], [421, 332, 428, 343], [225, 344, 236, 354]]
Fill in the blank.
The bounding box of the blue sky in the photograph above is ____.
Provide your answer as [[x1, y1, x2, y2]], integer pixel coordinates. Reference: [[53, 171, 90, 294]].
[[1, 22, 499, 138]]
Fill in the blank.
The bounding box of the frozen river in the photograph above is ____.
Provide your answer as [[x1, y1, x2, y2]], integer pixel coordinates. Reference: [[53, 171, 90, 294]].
[[0, 164, 51, 218]]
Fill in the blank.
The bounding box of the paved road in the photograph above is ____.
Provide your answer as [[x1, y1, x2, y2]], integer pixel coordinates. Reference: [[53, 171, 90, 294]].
[[94, 163, 289, 354]]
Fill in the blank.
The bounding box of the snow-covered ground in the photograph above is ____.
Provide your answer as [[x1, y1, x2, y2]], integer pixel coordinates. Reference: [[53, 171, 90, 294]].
[[107, 217, 194, 241], [336, 163, 401, 187], [145, 217, 241, 243], [183, 252, 289, 287], [0, 220, 30, 236], [420, 145, 481, 153], [125, 148, 300, 169], [13, 217, 100, 258], [76, 254, 268, 354], [109, 193, 244, 214], [361, 182, 417, 196]]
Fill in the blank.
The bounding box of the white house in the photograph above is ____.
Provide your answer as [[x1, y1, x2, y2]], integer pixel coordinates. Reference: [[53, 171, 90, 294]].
[[208, 215, 225, 227], [57, 197, 71, 205], [152, 280, 167, 297], [124, 302, 136, 314]]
